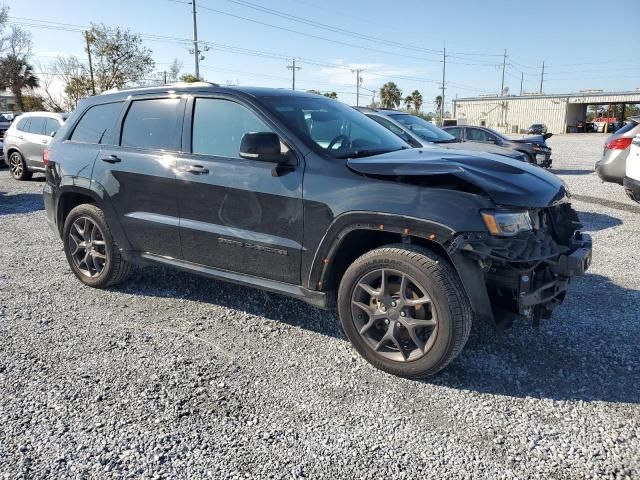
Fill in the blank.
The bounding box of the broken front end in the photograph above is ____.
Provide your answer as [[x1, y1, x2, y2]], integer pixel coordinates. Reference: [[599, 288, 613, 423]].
[[449, 203, 592, 327]]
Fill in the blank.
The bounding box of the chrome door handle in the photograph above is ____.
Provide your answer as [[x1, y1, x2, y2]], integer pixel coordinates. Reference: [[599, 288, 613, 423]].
[[180, 165, 209, 174], [41, 139, 49, 144], [101, 154, 121, 164]]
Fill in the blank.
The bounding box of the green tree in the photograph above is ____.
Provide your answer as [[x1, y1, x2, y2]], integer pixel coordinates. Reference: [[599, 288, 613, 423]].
[[380, 82, 402, 109], [179, 73, 204, 83], [411, 90, 423, 113], [404, 95, 413, 111], [323, 91, 338, 99], [85, 23, 155, 91], [52, 55, 93, 109], [0, 55, 39, 111], [433, 95, 442, 115]]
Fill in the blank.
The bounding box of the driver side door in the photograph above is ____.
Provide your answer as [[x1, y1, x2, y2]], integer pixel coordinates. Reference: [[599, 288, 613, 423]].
[[176, 96, 304, 285]]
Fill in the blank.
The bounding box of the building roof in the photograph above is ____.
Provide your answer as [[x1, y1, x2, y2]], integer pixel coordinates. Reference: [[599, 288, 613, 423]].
[[455, 90, 640, 103]]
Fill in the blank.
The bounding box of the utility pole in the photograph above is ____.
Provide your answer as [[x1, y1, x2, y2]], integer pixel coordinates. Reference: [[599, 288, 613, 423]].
[[440, 47, 446, 126], [500, 48, 507, 96], [351, 69, 363, 107], [520, 71, 523, 96], [371, 89, 376, 107], [191, 0, 200, 79], [163, 71, 167, 84], [286, 59, 301, 90], [84, 31, 95, 95], [539, 61, 545, 94]]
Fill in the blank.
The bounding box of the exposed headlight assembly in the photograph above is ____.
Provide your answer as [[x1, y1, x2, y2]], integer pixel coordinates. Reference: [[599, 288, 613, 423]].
[[481, 210, 533, 236]]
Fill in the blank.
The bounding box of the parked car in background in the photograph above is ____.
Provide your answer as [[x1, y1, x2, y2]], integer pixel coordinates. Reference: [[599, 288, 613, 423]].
[[359, 108, 527, 162], [595, 116, 640, 185], [623, 134, 640, 203], [0, 114, 11, 140], [443, 125, 553, 167], [1, 111, 19, 121], [42, 84, 591, 378], [0, 140, 4, 164], [527, 124, 547, 135], [4, 111, 68, 180]]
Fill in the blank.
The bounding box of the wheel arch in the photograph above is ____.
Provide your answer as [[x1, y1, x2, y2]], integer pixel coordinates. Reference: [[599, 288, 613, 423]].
[[308, 212, 457, 293], [56, 185, 133, 254]]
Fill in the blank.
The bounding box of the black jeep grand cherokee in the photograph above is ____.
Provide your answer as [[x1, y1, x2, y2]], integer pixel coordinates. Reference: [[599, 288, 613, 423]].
[[43, 85, 592, 378]]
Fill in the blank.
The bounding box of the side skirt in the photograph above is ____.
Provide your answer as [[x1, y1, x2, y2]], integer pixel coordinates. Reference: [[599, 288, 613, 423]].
[[140, 253, 329, 309]]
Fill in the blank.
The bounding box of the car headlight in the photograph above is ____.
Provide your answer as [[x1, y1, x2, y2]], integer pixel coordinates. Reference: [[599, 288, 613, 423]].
[[481, 210, 533, 236]]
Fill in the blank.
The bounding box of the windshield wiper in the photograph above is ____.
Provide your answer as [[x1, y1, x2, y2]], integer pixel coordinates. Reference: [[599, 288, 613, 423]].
[[334, 146, 409, 159], [432, 139, 458, 144]]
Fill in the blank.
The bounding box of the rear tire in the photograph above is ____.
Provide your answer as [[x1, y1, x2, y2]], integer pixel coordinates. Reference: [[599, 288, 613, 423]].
[[337, 244, 472, 378], [62, 204, 134, 288], [9, 152, 32, 180]]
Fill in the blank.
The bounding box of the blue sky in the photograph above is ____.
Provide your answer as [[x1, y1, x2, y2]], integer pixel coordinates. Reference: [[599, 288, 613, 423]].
[[6, 0, 640, 109]]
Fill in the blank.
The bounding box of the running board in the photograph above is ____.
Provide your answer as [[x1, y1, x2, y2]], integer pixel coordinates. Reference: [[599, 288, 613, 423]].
[[141, 253, 329, 309]]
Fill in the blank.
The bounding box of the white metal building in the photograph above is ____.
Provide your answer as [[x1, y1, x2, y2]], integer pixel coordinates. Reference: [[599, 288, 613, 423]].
[[452, 91, 640, 134]]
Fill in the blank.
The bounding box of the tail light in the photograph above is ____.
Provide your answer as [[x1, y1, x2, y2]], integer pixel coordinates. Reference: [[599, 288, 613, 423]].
[[42, 148, 50, 166], [606, 137, 633, 150]]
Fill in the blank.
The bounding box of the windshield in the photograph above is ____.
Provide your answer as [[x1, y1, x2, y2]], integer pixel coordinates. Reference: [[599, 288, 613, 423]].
[[389, 114, 456, 143], [259, 96, 409, 158]]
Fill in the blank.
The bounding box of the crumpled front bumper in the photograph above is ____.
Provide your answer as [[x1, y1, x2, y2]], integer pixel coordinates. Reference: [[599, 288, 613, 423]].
[[448, 229, 592, 326]]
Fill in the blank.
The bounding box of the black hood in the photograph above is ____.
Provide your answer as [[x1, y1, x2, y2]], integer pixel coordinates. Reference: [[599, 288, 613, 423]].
[[346, 148, 568, 208]]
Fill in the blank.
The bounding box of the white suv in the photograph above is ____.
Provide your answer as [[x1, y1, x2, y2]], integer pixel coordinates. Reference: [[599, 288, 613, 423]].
[[624, 134, 640, 203], [4, 112, 67, 180]]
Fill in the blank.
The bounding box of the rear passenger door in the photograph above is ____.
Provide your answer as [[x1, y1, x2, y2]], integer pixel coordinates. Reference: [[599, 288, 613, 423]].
[[23, 116, 48, 166], [92, 97, 185, 259]]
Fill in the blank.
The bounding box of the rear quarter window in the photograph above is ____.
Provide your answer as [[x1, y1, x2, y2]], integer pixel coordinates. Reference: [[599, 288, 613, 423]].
[[15, 117, 31, 133], [70, 102, 124, 144]]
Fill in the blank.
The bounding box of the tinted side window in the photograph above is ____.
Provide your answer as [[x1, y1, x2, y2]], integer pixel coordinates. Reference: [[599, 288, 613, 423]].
[[16, 117, 31, 133], [466, 128, 491, 142], [120, 98, 183, 150], [44, 118, 62, 136], [27, 117, 46, 135], [446, 127, 462, 139], [192, 98, 272, 158], [70, 102, 123, 144]]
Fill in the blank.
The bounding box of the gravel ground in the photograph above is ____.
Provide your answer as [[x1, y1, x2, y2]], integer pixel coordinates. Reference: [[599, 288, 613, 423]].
[[0, 134, 638, 479]]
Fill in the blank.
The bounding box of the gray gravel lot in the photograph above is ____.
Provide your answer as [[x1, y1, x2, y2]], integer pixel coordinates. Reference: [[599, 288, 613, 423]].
[[1, 133, 639, 479]]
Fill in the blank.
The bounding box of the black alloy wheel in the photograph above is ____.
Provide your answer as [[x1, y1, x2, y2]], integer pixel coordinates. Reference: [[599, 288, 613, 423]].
[[350, 268, 437, 362], [338, 245, 473, 378]]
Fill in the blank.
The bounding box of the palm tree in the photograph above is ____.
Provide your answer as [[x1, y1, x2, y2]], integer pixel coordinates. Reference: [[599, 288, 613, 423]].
[[434, 95, 443, 114], [380, 82, 402, 109], [0, 55, 39, 111], [411, 90, 423, 113], [404, 95, 413, 111]]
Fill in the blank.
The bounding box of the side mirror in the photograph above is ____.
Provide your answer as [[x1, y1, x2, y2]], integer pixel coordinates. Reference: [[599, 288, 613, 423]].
[[49, 131, 56, 137], [239, 132, 284, 163]]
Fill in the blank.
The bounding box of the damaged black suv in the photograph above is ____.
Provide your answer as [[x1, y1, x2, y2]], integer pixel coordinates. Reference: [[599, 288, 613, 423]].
[[43, 85, 592, 378]]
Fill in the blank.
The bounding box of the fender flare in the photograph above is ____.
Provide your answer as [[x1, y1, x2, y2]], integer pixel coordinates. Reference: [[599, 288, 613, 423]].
[[56, 181, 133, 254], [307, 211, 456, 290]]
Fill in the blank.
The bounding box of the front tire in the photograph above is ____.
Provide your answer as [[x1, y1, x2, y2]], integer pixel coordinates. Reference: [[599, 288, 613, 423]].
[[62, 204, 133, 288], [9, 152, 32, 180], [338, 245, 472, 378]]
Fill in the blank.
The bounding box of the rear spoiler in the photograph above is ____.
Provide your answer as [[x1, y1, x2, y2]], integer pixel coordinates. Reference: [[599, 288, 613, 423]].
[[543, 133, 553, 140]]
